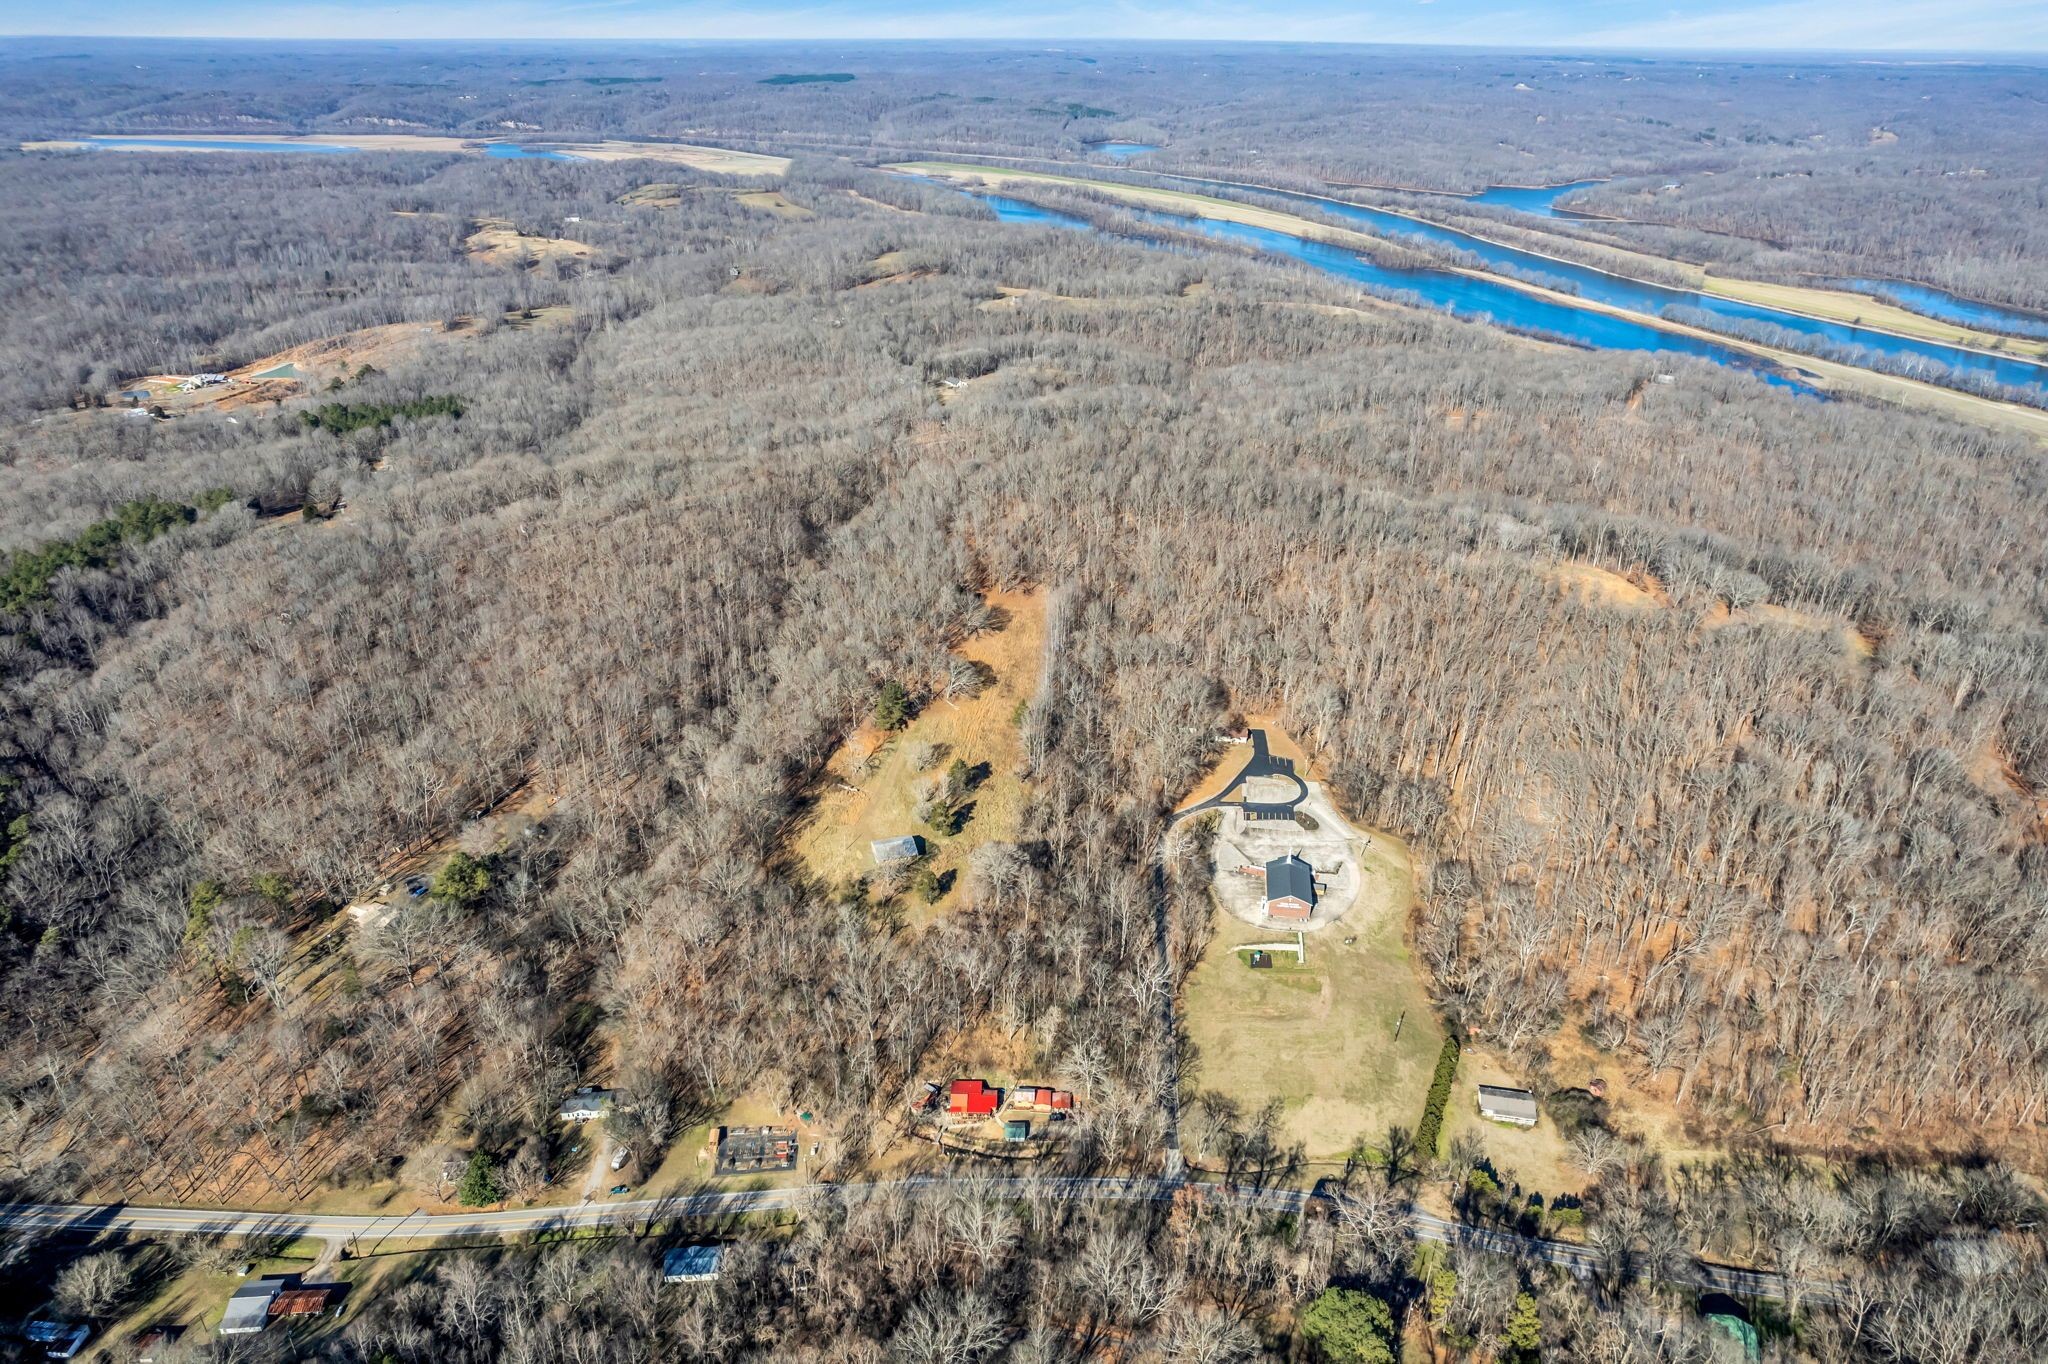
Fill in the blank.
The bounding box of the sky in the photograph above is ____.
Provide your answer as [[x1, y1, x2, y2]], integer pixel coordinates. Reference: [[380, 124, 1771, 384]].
[[6, 0, 2047, 51]]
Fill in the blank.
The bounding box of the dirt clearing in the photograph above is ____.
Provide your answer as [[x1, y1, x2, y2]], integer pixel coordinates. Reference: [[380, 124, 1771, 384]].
[[792, 589, 1045, 922], [464, 218, 596, 267], [737, 189, 814, 219], [1545, 561, 1667, 610]]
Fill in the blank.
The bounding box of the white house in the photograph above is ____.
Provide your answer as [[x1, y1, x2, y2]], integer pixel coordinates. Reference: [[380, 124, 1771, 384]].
[[1477, 1084, 1539, 1127]]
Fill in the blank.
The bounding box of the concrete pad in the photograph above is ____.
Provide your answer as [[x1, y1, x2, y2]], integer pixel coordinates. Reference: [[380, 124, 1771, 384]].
[[1209, 783, 1372, 931]]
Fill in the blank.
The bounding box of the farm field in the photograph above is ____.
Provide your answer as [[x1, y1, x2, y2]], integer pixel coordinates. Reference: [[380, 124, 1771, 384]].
[[1181, 823, 1443, 1165], [791, 588, 1045, 922]]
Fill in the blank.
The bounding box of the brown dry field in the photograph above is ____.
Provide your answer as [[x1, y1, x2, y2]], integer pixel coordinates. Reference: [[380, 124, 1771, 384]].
[[464, 218, 596, 267], [737, 189, 814, 219], [115, 310, 573, 416]]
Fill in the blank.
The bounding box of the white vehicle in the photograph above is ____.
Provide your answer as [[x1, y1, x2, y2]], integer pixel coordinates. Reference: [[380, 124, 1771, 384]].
[[610, 1148, 629, 1172]]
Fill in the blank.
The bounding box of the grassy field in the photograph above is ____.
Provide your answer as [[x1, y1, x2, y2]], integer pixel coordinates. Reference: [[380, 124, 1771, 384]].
[[1701, 276, 2048, 359], [737, 189, 814, 219], [889, 161, 1394, 252], [464, 218, 596, 267], [1181, 826, 1445, 1164], [791, 588, 1044, 922], [1442, 1045, 1580, 1203]]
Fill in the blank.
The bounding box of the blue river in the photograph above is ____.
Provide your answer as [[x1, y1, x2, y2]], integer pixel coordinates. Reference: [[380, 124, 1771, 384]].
[[1464, 179, 1604, 218], [80, 137, 359, 154], [970, 190, 1820, 394], [1166, 177, 2048, 397], [1088, 142, 1160, 159], [63, 134, 2044, 393], [1834, 278, 2048, 342], [79, 136, 578, 160], [483, 143, 579, 160]]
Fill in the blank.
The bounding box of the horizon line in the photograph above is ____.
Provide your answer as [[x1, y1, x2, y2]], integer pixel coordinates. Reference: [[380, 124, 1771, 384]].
[[5, 35, 2047, 59]]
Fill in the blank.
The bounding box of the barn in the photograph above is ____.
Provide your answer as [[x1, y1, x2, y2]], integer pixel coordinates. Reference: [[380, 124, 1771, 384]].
[[1262, 854, 1316, 922]]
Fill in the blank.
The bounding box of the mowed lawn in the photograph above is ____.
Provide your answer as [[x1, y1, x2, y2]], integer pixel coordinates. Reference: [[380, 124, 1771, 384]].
[[792, 588, 1044, 919], [1182, 828, 1444, 1164]]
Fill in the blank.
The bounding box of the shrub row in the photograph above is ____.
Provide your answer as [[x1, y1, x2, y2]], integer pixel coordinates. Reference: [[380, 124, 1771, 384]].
[[299, 393, 464, 435], [1415, 1031, 1462, 1158]]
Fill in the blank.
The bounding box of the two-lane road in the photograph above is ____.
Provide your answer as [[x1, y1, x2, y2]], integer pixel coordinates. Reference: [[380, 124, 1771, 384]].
[[0, 1175, 1821, 1303]]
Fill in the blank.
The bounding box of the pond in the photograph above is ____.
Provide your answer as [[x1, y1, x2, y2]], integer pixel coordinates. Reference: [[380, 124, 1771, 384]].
[[1171, 177, 2048, 398], [1088, 142, 1160, 159]]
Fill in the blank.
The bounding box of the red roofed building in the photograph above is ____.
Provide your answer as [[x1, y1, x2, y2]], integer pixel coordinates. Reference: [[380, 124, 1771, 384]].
[[947, 1080, 1000, 1117]]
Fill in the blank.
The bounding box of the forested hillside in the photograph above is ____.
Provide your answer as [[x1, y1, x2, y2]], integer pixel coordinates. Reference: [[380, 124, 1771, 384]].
[[5, 40, 2045, 312], [2, 133, 2046, 1360]]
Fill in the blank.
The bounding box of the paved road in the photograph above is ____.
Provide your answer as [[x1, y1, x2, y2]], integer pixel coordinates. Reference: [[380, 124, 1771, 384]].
[[0, 1176, 1817, 1303], [1173, 729, 1309, 820]]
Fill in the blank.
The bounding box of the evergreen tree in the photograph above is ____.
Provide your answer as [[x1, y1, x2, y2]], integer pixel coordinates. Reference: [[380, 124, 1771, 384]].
[[1502, 1292, 1542, 1361], [1300, 1288, 1396, 1364], [874, 679, 911, 730], [431, 851, 491, 905], [457, 1150, 501, 1207]]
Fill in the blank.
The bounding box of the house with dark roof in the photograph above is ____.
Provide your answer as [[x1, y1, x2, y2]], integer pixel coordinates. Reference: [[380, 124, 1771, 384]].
[[715, 1125, 798, 1174], [558, 1087, 616, 1122], [1262, 854, 1316, 922]]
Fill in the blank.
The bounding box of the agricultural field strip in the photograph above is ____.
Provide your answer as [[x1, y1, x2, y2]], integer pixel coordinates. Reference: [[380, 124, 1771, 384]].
[[0, 1180, 1825, 1303]]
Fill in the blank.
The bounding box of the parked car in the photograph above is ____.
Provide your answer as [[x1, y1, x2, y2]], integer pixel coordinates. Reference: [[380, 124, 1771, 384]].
[[608, 1184, 631, 1196], [405, 877, 429, 898], [610, 1148, 629, 1172]]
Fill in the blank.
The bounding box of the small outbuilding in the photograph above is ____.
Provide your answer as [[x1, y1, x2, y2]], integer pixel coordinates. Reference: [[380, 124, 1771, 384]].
[[661, 1244, 725, 1283], [558, 1087, 616, 1122], [1262, 854, 1316, 922], [270, 1286, 334, 1320], [135, 1326, 181, 1363], [871, 835, 922, 864], [219, 1279, 285, 1335], [24, 1322, 90, 1360], [1477, 1084, 1540, 1127]]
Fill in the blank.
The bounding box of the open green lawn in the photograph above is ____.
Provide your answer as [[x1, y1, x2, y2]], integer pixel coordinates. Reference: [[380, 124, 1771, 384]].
[[1181, 831, 1445, 1165]]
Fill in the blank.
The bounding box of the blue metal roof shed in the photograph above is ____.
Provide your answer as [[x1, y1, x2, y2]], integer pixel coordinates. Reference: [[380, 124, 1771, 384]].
[[662, 1245, 725, 1283]]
